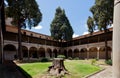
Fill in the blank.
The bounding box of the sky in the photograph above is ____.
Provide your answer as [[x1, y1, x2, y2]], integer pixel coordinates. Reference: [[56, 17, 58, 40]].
[[27, 0, 95, 38]]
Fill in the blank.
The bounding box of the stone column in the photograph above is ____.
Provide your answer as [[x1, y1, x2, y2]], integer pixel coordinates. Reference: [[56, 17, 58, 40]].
[[66, 50, 68, 58], [28, 48, 30, 60], [72, 50, 74, 58], [45, 49, 47, 58], [52, 49, 55, 58], [87, 48, 89, 59], [97, 47, 100, 60], [113, 0, 120, 78]]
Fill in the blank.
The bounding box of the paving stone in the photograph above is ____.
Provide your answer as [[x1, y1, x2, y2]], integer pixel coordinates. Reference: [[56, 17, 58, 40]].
[[88, 66, 112, 78]]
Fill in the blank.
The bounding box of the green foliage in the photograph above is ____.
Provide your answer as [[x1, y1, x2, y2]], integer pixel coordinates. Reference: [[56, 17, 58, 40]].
[[95, 58, 99, 61], [50, 7, 74, 41], [91, 59, 97, 65], [74, 57, 79, 60], [105, 59, 112, 65], [68, 57, 73, 60], [5, 0, 42, 28], [87, 0, 114, 32], [40, 58, 49, 62], [87, 16, 95, 33], [57, 55, 66, 59], [87, 0, 114, 60]]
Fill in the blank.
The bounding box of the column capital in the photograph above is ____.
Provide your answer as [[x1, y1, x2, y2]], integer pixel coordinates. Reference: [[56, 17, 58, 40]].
[[97, 47, 100, 50], [115, 0, 120, 6]]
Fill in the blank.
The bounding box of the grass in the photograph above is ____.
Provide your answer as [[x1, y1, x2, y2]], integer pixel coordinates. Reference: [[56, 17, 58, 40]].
[[19, 60, 102, 78]]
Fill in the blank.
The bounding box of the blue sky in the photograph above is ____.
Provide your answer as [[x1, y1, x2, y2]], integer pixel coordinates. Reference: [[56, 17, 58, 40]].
[[28, 0, 95, 37]]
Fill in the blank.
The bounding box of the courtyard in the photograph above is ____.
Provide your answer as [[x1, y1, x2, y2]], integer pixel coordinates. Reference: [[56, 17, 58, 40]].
[[1, 0, 120, 78], [0, 59, 112, 78], [17, 59, 109, 78]]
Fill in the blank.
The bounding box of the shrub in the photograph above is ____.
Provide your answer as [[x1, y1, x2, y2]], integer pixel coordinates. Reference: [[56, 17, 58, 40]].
[[91, 59, 97, 65], [95, 58, 99, 61], [105, 59, 112, 65], [74, 57, 79, 60], [57, 55, 66, 59], [40, 58, 49, 62], [68, 57, 72, 60]]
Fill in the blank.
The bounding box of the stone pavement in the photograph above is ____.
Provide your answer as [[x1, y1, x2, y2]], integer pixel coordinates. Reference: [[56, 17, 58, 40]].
[[0, 61, 26, 78], [87, 66, 112, 78]]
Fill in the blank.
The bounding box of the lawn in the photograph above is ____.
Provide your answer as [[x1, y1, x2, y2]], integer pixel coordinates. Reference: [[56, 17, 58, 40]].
[[19, 60, 102, 78]]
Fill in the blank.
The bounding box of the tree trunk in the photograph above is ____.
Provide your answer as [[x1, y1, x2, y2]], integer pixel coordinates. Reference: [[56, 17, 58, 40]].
[[0, 2, 5, 63], [18, 22, 22, 60], [105, 34, 108, 60], [48, 58, 68, 77], [104, 30, 109, 60], [0, 17, 4, 63]]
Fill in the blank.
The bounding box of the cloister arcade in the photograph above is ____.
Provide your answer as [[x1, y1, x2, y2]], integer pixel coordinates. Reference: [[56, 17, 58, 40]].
[[2, 25, 113, 61], [3, 40, 112, 60]]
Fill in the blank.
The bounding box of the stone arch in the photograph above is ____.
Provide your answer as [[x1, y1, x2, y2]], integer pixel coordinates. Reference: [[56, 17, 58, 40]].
[[38, 47, 45, 58], [58, 49, 65, 55], [63, 49, 67, 58], [4, 44, 17, 60], [68, 49, 73, 58], [99, 46, 112, 59], [47, 48, 52, 58], [53, 49, 58, 58], [80, 48, 87, 59], [22, 46, 28, 58], [29, 47, 38, 58], [89, 47, 98, 59], [58, 49, 61, 55], [74, 49, 79, 58]]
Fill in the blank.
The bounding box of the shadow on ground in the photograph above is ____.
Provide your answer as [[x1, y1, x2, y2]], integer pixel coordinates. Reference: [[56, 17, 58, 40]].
[[0, 60, 32, 78]]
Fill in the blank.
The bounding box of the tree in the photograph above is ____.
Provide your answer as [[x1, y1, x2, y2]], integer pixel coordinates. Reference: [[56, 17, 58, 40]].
[[87, 0, 114, 60], [50, 7, 74, 41], [87, 16, 95, 33], [5, 0, 42, 60], [0, 0, 5, 63]]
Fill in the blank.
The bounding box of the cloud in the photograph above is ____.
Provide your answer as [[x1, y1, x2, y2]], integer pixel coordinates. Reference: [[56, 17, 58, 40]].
[[111, 24, 113, 27], [73, 34, 79, 38], [83, 31, 89, 35], [33, 25, 43, 29], [5, 18, 13, 25], [94, 30, 99, 32], [107, 24, 113, 28], [82, 30, 99, 35]]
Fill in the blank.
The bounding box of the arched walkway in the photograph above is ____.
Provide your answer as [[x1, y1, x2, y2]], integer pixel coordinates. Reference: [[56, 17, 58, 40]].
[[22, 46, 28, 58], [4, 44, 17, 60], [29, 47, 38, 58], [68, 49, 73, 58], [99, 46, 112, 59], [63, 50, 67, 58], [74, 49, 79, 58], [89, 47, 97, 59], [58, 49, 61, 55], [47, 48, 52, 58], [53, 49, 58, 58], [38, 47, 45, 58], [80, 48, 87, 59]]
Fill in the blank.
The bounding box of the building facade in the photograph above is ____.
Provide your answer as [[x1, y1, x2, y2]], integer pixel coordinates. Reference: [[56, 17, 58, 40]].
[[3, 25, 112, 61]]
